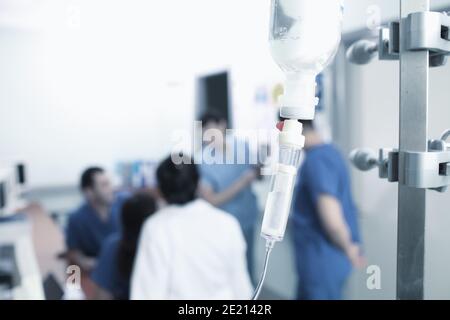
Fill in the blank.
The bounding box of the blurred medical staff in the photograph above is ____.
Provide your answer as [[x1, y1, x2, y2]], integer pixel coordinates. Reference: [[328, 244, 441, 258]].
[[289, 120, 365, 300], [197, 112, 260, 280], [131, 155, 252, 300], [91, 193, 156, 300], [66, 167, 128, 273]]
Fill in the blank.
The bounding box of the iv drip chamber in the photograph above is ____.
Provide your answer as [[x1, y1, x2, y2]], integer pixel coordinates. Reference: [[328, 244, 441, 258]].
[[261, 120, 304, 242]]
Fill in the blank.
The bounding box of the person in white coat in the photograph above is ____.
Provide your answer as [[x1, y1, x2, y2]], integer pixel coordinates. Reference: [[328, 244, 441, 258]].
[[130, 155, 253, 300]]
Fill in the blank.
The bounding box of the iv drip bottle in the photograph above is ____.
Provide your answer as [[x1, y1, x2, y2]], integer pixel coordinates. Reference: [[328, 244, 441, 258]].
[[269, 0, 344, 119]]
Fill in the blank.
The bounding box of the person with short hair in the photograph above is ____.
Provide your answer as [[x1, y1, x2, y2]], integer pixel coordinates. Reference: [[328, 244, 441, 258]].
[[197, 111, 260, 280], [130, 156, 253, 300], [66, 167, 128, 273]]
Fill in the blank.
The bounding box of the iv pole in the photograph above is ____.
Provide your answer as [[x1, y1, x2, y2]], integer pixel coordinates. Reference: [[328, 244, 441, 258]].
[[397, 0, 429, 300]]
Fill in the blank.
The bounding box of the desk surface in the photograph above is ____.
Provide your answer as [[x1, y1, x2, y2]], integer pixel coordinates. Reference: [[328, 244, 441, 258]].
[[22, 203, 66, 290], [0, 213, 45, 299]]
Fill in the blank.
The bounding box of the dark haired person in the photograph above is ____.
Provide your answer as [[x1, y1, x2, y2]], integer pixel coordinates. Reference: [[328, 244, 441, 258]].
[[91, 193, 156, 300], [197, 111, 260, 280], [66, 167, 129, 273], [283, 120, 365, 300], [130, 156, 253, 300]]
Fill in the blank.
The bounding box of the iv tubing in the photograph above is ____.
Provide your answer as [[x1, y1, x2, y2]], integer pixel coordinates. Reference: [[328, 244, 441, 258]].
[[252, 239, 275, 300]]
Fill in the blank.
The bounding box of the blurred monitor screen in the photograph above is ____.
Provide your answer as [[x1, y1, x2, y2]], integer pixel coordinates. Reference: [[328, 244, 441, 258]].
[[0, 183, 5, 210], [197, 71, 231, 127]]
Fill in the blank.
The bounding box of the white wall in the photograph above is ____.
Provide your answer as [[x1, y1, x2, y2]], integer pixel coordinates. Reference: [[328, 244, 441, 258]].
[[345, 59, 399, 299], [0, 27, 195, 188], [0, 0, 282, 188]]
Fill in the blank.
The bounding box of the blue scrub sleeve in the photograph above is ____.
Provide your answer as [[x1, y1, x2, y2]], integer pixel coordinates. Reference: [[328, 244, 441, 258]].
[[91, 239, 117, 293], [305, 158, 340, 205], [199, 166, 219, 191]]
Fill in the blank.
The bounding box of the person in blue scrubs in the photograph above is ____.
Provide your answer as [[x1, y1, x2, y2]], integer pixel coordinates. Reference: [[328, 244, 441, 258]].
[[91, 193, 156, 300], [290, 120, 365, 300], [66, 167, 128, 273], [197, 112, 260, 280]]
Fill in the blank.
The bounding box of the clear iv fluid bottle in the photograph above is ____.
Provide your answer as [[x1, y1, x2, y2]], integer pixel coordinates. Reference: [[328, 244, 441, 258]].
[[269, 0, 344, 119]]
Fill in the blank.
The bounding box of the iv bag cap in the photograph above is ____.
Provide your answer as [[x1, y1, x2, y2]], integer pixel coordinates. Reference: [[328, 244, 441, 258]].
[[279, 120, 305, 148], [279, 76, 318, 120]]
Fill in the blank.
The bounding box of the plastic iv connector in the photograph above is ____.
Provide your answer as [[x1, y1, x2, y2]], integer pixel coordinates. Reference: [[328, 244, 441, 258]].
[[269, 0, 344, 120]]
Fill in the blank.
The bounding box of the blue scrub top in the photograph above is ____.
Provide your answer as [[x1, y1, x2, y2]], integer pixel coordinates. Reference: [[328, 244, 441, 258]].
[[91, 233, 129, 300], [292, 144, 360, 299], [198, 139, 259, 230], [66, 192, 129, 258]]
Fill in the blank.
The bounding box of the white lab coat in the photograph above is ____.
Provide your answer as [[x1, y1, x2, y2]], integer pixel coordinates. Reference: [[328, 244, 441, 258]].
[[130, 199, 253, 300]]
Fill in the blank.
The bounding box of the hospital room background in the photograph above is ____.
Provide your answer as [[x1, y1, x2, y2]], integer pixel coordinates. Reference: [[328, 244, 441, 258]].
[[1, 0, 450, 300]]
